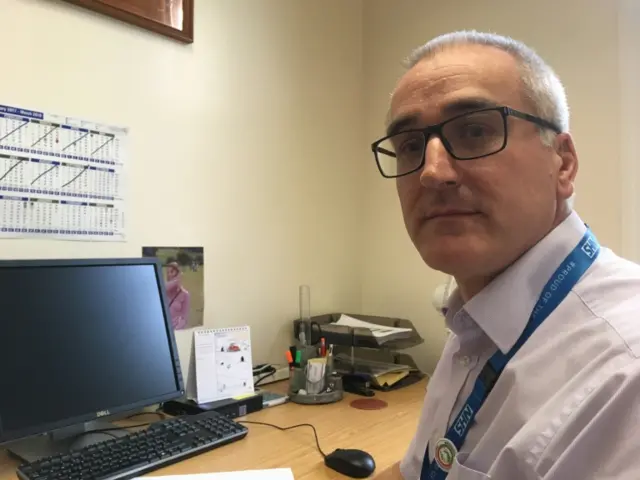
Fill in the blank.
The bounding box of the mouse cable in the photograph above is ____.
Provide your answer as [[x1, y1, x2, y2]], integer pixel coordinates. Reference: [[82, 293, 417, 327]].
[[238, 420, 327, 458], [254, 371, 276, 388]]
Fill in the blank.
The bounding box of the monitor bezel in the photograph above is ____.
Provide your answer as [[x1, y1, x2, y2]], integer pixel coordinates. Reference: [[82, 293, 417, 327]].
[[0, 257, 186, 445]]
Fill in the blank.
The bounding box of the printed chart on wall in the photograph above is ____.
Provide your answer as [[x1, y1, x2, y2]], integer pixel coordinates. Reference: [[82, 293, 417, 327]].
[[0, 103, 127, 241], [188, 326, 254, 404]]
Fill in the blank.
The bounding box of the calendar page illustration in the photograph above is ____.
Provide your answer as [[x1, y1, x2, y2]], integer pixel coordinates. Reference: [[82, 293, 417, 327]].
[[0, 103, 127, 241], [214, 328, 253, 396]]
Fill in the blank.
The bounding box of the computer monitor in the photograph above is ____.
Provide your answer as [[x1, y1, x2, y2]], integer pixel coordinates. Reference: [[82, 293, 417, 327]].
[[0, 258, 184, 462]]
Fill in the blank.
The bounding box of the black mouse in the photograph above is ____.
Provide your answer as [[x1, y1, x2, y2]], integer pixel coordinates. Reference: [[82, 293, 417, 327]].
[[324, 448, 376, 478]]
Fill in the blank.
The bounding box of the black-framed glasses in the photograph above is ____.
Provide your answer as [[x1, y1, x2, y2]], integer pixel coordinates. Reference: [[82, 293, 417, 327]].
[[371, 106, 561, 178]]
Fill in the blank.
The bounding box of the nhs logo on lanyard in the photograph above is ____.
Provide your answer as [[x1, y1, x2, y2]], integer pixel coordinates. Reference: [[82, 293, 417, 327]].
[[581, 234, 599, 258], [453, 404, 474, 436]]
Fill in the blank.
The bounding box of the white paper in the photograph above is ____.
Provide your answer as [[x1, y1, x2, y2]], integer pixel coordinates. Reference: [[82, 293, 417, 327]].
[[305, 360, 326, 394], [194, 330, 218, 403], [0, 103, 127, 241], [192, 326, 255, 404], [138, 468, 294, 480], [335, 314, 413, 338]]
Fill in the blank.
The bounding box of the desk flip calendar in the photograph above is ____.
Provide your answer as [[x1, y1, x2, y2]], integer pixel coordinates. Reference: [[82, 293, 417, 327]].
[[0, 103, 127, 241], [186, 326, 255, 404]]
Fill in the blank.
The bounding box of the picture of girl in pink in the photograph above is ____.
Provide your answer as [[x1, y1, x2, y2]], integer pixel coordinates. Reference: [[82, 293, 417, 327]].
[[165, 261, 191, 330]]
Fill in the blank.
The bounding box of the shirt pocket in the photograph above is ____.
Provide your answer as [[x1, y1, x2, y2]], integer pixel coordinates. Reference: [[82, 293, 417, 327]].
[[447, 453, 491, 480]]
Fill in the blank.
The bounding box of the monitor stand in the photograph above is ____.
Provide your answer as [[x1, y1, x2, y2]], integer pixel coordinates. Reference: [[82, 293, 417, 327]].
[[6, 420, 129, 464]]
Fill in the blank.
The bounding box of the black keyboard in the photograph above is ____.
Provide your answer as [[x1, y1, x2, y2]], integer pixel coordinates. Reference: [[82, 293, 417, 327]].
[[17, 411, 248, 480]]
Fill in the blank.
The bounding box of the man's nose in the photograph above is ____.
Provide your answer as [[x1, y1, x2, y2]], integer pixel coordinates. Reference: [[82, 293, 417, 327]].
[[419, 135, 460, 189]]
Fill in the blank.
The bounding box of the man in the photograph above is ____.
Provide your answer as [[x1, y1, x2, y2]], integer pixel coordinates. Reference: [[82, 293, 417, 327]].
[[373, 31, 640, 479]]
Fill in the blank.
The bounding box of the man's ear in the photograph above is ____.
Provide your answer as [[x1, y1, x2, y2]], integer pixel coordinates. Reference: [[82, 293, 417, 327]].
[[554, 132, 578, 200]]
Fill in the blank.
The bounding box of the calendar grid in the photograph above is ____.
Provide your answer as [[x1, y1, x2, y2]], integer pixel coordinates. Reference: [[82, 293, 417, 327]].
[[0, 104, 127, 242]]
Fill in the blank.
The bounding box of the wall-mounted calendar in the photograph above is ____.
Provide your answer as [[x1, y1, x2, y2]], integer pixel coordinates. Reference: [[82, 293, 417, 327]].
[[0, 103, 127, 241]]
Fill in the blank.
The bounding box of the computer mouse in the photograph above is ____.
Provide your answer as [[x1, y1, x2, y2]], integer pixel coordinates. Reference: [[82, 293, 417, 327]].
[[324, 448, 376, 478]]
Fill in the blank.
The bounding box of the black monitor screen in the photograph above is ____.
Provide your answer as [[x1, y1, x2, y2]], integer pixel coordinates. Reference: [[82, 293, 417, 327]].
[[0, 260, 183, 443]]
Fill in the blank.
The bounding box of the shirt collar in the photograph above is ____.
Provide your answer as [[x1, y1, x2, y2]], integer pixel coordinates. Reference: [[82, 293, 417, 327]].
[[447, 211, 587, 354]]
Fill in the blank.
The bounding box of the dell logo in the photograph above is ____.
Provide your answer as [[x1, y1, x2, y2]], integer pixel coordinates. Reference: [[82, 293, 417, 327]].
[[96, 410, 111, 418]]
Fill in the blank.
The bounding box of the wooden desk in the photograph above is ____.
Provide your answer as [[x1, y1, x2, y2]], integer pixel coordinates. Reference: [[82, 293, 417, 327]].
[[0, 380, 426, 479]]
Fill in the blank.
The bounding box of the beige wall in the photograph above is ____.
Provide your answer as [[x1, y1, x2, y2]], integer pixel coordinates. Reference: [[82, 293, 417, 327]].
[[1, 0, 366, 376], [619, 0, 640, 261], [361, 0, 627, 373]]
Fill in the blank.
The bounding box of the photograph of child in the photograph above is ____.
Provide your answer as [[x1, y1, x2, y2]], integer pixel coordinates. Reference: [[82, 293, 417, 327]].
[[142, 246, 204, 330]]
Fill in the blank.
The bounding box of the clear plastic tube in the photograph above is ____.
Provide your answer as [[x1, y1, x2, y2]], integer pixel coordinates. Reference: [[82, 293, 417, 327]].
[[298, 285, 311, 345]]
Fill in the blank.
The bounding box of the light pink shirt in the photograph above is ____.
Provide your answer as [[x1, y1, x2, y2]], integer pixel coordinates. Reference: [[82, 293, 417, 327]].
[[401, 211, 640, 479], [166, 277, 190, 330]]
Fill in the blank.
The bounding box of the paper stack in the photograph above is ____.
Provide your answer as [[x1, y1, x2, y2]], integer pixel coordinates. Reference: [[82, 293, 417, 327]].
[[138, 468, 294, 480]]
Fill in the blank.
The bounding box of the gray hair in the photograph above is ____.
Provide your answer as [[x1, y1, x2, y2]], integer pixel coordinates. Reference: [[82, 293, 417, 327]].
[[403, 31, 569, 145]]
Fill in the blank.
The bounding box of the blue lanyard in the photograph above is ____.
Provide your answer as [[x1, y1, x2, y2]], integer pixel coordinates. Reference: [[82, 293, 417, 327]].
[[420, 229, 600, 480]]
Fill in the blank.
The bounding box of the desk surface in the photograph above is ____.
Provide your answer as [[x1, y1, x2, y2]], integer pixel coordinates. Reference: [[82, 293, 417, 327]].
[[0, 380, 426, 479]]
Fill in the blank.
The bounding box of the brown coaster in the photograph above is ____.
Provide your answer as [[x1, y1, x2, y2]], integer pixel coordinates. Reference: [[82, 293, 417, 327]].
[[350, 398, 388, 410]]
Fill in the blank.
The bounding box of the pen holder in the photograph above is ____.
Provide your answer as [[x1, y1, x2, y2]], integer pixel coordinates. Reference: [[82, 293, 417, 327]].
[[289, 367, 306, 392], [293, 344, 319, 366], [288, 357, 343, 405]]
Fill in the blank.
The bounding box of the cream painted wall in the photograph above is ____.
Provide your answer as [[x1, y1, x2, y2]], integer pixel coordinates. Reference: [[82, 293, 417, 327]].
[[361, 0, 625, 373], [0, 0, 366, 378], [619, 0, 640, 263]]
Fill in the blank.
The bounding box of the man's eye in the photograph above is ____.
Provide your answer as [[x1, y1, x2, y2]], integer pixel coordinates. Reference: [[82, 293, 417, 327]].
[[458, 123, 495, 138], [398, 138, 423, 154]]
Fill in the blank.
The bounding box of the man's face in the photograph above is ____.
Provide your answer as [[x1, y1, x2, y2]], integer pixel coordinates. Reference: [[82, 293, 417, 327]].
[[390, 45, 576, 282]]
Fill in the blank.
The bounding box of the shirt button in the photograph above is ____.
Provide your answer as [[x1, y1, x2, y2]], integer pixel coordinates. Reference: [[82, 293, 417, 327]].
[[459, 356, 471, 367]]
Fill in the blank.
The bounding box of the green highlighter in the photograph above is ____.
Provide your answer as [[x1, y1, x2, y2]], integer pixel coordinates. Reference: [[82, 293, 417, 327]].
[[295, 350, 302, 367]]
